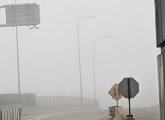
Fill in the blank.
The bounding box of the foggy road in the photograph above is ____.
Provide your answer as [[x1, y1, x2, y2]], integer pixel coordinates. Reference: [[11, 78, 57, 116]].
[[21, 110, 106, 120], [0, 0, 160, 120]]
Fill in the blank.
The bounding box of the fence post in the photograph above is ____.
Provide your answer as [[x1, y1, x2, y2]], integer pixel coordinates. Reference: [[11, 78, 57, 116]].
[[0, 108, 2, 120], [19, 107, 22, 120]]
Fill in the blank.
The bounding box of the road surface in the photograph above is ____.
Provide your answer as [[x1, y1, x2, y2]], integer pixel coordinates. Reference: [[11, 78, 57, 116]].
[[21, 110, 106, 120]]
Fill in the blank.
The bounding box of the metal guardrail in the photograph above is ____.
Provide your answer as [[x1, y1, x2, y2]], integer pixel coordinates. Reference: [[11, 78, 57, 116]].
[[0, 106, 21, 120], [108, 106, 123, 120], [108, 106, 116, 120]]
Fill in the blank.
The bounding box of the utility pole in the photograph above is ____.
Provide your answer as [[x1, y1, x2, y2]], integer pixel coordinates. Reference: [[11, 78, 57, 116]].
[[155, 0, 165, 120]]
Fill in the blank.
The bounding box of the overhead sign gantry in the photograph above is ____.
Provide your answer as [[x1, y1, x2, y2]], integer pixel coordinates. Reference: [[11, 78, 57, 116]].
[[0, 3, 40, 27]]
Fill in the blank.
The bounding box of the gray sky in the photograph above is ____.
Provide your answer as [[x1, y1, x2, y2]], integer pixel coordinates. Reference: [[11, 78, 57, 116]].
[[0, 0, 160, 108]]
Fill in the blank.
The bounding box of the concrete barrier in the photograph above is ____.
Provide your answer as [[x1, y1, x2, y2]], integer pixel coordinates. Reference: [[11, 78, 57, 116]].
[[0, 106, 21, 120], [0, 94, 35, 106], [113, 107, 135, 120]]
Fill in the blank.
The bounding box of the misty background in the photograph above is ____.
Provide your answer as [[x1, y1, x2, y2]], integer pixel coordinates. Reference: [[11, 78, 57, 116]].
[[0, 0, 160, 108]]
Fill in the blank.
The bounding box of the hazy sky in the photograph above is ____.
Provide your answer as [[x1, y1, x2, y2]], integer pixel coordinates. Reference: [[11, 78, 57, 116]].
[[0, 0, 160, 108]]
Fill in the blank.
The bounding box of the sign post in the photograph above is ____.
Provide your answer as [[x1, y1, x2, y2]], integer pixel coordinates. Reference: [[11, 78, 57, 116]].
[[0, 3, 40, 94], [119, 77, 139, 118], [108, 83, 122, 120], [127, 78, 132, 117]]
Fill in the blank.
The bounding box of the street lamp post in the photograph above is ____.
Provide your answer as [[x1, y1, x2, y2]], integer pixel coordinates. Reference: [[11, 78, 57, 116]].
[[92, 36, 110, 102], [77, 16, 95, 104], [16, 25, 21, 94], [14, 0, 21, 94]]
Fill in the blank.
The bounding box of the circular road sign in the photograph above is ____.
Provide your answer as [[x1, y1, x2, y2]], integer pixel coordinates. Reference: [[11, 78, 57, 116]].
[[119, 77, 139, 98]]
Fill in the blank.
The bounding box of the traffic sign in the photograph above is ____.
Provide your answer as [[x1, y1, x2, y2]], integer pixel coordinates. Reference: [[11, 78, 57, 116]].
[[0, 3, 40, 27], [108, 84, 122, 101], [119, 77, 139, 98], [119, 77, 139, 118]]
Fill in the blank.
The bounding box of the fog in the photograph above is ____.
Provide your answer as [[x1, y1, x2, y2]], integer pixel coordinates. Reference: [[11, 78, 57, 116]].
[[0, 0, 160, 109]]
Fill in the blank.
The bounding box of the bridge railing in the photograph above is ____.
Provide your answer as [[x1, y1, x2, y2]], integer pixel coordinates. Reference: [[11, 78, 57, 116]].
[[36, 96, 98, 106]]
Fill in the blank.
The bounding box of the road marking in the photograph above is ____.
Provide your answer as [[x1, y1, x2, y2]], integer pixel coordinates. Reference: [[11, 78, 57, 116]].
[[25, 112, 67, 120], [27, 115, 50, 120]]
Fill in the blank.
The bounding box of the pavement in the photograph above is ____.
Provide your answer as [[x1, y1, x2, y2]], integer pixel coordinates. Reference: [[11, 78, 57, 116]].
[[21, 105, 160, 120], [131, 105, 160, 120], [21, 105, 107, 120], [21, 110, 106, 120]]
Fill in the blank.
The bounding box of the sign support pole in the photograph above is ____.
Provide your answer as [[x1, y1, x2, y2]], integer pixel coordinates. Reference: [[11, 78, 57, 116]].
[[116, 100, 118, 107], [128, 98, 131, 116], [127, 78, 133, 118]]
